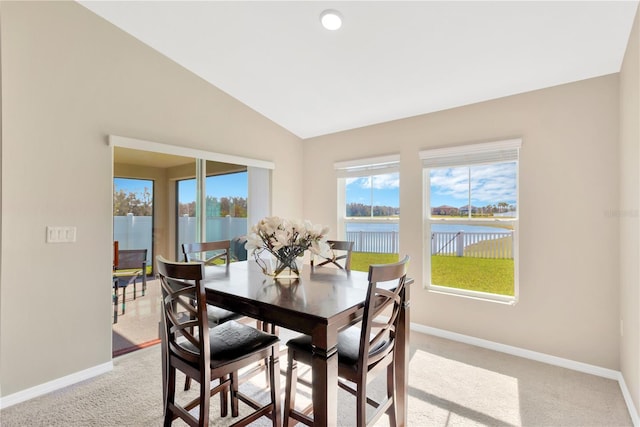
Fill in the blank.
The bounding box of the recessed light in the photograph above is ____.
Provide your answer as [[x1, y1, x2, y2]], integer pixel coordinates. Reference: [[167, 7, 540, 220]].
[[320, 9, 342, 31]]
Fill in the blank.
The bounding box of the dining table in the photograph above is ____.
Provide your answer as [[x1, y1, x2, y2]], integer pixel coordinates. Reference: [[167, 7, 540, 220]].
[[201, 260, 412, 427]]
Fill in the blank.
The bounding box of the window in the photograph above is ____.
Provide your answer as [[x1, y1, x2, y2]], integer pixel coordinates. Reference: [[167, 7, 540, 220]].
[[335, 155, 400, 270], [420, 139, 520, 303]]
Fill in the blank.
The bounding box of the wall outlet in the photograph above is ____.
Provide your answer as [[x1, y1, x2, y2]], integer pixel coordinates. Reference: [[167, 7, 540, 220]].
[[46, 226, 77, 243]]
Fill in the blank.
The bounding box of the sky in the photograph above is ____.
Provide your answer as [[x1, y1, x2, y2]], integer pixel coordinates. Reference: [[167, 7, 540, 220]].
[[116, 164, 515, 210], [346, 173, 399, 208], [430, 162, 517, 208], [114, 172, 248, 204]]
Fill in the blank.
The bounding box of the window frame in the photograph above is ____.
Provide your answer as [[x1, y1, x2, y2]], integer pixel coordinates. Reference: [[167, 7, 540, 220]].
[[420, 139, 521, 304], [335, 154, 400, 241]]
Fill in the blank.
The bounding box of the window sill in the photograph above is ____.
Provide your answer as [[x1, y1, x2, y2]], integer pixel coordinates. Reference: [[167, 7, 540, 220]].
[[427, 284, 517, 305]]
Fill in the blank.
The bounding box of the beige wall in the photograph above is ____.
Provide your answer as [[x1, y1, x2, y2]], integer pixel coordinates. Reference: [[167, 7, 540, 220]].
[[0, 1, 302, 397], [619, 5, 640, 413], [304, 74, 621, 369], [0, 0, 636, 409]]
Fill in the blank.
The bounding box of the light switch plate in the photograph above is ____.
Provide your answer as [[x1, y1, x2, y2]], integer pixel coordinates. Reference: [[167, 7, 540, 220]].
[[46, 226, 77, 243]]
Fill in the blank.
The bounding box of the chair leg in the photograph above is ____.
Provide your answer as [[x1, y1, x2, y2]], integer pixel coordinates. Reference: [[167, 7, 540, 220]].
[[231, 371, 240, 417], [198, 373, 211, 427], [133, 278, 137, 300], [387, 363, 397, 427], [121, 287, 126, 315], [269, 349, 282, 427], [113, 284, 118, 324], [184, 375, 192, 391], [356, 382, 367, 427], [219, 375, 228, 418], [164, 366, 177, 427], [283, 350, 297, 426]]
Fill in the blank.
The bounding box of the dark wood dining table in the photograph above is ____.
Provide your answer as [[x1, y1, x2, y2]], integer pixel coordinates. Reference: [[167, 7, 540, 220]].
[[202, 260, 412, 427]]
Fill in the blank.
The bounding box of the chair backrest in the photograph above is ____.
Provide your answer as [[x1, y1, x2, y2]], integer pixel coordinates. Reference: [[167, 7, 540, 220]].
[[156, 256, 209, 365], [182, 241, 230, 266], [117, 249, 147, 271], [113, 241, 119, 269], [311, 240, 354, 271], [358, 255, 410, 375]]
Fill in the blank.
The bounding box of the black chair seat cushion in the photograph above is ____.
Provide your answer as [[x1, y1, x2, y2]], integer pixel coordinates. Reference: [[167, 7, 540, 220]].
[[206, 305, 242, 327], [287, 326, 388, 370], [181, 320, 278, 365]]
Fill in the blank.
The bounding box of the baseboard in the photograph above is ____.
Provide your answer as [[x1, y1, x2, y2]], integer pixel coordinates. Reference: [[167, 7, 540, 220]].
[[412, 323, 639, 426], [0, 361, 113, 410], [617, 373, 640, 427]]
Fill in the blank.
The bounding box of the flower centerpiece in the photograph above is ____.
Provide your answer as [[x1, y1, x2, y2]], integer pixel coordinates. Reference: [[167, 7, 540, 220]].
[[245, 216, 330, 278]]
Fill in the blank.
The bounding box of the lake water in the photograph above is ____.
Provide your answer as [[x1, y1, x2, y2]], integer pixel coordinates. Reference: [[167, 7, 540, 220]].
[[346, 222, 511, 234]]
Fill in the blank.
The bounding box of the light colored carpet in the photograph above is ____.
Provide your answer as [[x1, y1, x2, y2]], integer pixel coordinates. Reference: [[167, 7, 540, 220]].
[[0, 331, 632, 426]]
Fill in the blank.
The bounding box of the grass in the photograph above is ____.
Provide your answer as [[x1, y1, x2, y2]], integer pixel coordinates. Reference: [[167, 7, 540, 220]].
[[431, 255, 514, 296], [351, 251, 514, 296], [351, 252, 399, 272]]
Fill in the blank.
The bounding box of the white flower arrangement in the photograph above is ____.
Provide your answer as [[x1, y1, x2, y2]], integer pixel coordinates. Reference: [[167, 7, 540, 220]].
[[245, 216, 330, 277]]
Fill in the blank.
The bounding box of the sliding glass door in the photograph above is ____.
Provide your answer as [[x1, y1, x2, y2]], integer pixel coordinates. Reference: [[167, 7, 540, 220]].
[[176, 166, 249, 261]]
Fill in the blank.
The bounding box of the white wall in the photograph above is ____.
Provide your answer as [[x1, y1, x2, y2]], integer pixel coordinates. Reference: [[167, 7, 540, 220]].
[[0, 1, 302, 397], [303, 74, 621, 369], [619, 5, 640, 414]]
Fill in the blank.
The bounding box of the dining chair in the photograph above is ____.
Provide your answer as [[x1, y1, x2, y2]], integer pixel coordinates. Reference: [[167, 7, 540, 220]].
[[157, 256, 281, 427], [310, 240, 354, 271], [181, 241, 243, 391], [283, 255, 410, 427], [112, 248, 147, 322], [182, 241, 231, 266]]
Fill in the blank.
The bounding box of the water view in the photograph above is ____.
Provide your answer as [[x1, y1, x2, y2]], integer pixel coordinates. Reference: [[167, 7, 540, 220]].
[[346, 222, 511, 234]]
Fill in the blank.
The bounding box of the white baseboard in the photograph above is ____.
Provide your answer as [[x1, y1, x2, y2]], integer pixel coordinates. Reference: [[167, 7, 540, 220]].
[[412, 323, 639, 426], [0, 361, 113, 410]]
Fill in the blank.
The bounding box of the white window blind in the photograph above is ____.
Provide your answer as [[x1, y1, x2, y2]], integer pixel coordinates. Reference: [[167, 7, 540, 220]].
[[335, 154, 400, 178], [420, 139, 521, 168]]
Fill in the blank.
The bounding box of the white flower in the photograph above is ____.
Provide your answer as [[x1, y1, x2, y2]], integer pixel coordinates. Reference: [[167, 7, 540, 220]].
[[246, 216, 330, 261]]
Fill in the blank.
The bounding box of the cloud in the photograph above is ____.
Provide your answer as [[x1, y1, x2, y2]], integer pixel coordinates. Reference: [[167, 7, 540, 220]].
[[346, 173, 399, 190], [430, 162, 516, 205]]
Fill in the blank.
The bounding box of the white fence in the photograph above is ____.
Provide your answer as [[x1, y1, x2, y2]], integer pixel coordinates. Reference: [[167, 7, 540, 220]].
[[114, 215, 248, 262], [116, 217, 513, 261], [346, 229, 513, 259], [347, 231, 399, 254], [431, 231, 513, 259]]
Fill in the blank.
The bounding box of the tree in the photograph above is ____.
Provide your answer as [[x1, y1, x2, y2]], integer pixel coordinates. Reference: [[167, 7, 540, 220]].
[[113, 187, 153, 216]]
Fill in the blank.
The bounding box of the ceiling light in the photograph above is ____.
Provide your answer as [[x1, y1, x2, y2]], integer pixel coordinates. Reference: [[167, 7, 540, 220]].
[[320, 10, 342, 31]]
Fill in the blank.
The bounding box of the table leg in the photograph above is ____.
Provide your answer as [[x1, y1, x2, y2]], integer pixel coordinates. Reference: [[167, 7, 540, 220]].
[[311, 341, 338, 427], [395, 286, 411, 427]]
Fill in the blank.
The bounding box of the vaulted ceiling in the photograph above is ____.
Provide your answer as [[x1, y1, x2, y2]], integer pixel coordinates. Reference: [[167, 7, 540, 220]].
[[80, 1, 639, 139]]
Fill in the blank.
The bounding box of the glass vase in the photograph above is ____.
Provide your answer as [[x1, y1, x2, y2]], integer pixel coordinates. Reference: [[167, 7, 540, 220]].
[[271, 255, 301, 279]]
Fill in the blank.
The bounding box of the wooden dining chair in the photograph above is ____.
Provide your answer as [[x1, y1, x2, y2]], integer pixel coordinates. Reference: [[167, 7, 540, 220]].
[[182, 241, 231, 266], [283, 255, 410, 427], [310, 240, 354, 271], [112, 248, 147, 322], [157, 256, 281, 427], [181, 241, 243, 391]]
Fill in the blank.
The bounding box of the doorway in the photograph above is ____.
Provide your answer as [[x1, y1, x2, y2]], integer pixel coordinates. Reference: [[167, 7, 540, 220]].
[[110, 137, 273, 357]]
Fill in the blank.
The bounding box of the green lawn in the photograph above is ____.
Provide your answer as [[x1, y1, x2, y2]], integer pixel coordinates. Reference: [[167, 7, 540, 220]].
[[350, 252, 399, 272], [351, 252, 514, 296], [431, 256, 513, 295]]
